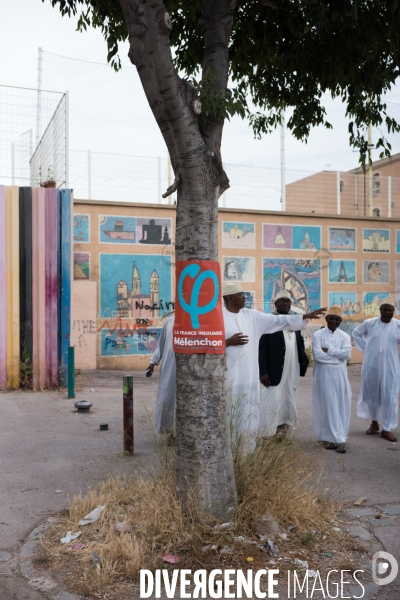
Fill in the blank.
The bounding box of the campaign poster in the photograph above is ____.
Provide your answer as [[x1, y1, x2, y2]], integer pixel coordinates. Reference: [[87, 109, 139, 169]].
[[173, 261, 225, 354]]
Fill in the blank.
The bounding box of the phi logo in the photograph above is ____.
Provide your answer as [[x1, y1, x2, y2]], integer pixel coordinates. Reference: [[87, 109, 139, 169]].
[[177, 263, 219, 329]]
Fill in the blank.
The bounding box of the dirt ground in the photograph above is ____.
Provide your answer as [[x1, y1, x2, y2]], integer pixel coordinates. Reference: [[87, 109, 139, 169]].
[[1, 365, 399, 599]]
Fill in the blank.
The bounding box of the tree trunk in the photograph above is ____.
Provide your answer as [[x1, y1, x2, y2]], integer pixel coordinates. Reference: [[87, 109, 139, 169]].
[[118, 0, 237, 519]]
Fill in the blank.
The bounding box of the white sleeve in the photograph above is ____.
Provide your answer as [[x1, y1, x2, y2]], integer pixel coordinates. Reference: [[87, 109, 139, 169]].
[[256, 312, 305, 335], [352, 320, 369, 352], [150, 320, 168, 365], [327, 334, 352, 361], [312, 332, 339, 364]]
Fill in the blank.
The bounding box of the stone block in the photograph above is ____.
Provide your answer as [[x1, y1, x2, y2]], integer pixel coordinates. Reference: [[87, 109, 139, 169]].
[[377, 504, 400, 516], [367, 517, 396, 527], [347, 507, 379, 518], [348, 526, 372, 541]]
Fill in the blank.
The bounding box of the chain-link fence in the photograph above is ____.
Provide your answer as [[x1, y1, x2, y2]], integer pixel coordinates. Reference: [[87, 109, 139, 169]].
[[0, 84, 66, 188]]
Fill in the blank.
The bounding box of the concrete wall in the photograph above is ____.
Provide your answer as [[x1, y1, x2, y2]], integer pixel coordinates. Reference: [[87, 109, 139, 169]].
[[73, 200, 400, 369], [71, 281, 97, 370]]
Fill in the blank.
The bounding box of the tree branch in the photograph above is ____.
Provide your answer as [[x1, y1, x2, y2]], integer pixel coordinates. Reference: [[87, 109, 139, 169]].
[[198, 0, 236, 192], [118, 0, 206, 176]]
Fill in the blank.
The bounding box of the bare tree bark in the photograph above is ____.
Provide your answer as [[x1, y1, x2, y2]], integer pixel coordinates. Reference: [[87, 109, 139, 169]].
[[118, 0, 237, 518]]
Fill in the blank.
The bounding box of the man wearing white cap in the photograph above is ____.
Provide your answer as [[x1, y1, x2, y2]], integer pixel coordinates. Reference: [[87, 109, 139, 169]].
[[352, 298, 400, 442], [258, 290, 309, 438], [223, 282, 326, 440], [312, 307, 352, 453]]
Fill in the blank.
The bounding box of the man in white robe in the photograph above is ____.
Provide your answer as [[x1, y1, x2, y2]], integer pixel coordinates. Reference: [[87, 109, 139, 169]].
[[352, 298, 400, 442], [223, 282, 326, 440], [312, 307, 352, 453], [146, 316, 176, 434], [258, 290, 309, 437]]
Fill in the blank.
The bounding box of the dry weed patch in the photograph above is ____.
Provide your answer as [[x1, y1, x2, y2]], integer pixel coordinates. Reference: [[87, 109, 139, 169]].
[[41, 437, 350, 598]]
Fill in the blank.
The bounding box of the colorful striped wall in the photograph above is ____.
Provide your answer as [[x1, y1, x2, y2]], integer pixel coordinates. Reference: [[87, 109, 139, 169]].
[[0, 186, 72, 390]]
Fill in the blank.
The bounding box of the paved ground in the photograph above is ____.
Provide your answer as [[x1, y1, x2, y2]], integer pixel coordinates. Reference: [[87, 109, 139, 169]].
[[0, 365, 399, 599]]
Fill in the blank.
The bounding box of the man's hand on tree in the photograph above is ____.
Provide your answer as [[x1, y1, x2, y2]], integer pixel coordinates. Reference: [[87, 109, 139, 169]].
[[225, 333, 249, 347], [260, 374, 271, 388], [303, 307, 327, 320]]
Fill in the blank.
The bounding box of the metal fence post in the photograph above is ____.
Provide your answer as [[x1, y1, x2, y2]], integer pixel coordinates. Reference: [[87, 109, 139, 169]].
[[67, 346, 75, 398], [123, 375, 134, 455]]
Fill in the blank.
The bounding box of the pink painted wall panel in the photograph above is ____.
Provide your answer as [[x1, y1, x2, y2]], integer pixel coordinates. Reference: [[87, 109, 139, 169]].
[[0, 186, 6, 390], [32, 188, 46, 389], [45, 189, 58, 387]]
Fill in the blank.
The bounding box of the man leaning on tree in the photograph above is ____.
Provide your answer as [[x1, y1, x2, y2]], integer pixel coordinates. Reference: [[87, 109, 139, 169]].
[[352, 298, 400, 442], [258, 290, 309, 438]]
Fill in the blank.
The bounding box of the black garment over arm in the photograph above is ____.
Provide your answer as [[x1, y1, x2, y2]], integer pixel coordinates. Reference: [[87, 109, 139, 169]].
[[259, 330, 309, 386]]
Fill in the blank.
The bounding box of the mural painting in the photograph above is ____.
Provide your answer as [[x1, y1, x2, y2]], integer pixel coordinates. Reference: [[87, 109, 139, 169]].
[[99, 215, 136, 244], [136, 218, 172, 245], [263, 258, 321, 313], [363, 292, 391, 317], [396, 231, 400, 253], [73, 214, 90, 242], [328, 227, 356, 251], [292, 226, 321, 250], [99, 254, 173, 319], [328, 260, 356, 283], [222, 257, 255, 282], [339, 319, 364, 346], [222, 222, 255, 248], [328, 292, 358, 316], [362, 229, 390, 252], [263, 224, 320, 250], [74, 252, 90, 280], [244, 291, 255, 309], [362, 260, 390, 284], [99, 325, 161, 357]]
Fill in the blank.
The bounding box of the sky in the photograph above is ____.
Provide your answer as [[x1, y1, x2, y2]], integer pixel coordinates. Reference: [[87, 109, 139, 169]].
[[2, 0, 400, 207]]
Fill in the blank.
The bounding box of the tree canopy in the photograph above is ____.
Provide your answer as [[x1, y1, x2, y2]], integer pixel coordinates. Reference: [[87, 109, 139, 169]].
[[48, 0, 400, 163]]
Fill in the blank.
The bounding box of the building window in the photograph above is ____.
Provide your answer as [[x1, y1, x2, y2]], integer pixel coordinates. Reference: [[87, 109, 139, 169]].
[[373, 207, 381, 217], [373, 173, 380, 196], [340, 180, 344, 193]]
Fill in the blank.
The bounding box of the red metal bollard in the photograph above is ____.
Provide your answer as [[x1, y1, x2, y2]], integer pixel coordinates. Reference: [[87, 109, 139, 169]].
[[123, 375, 134, 455]]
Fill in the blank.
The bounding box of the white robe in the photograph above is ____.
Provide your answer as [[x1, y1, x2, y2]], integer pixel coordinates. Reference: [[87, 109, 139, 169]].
[[352, 317, 400, 431], [259, 330, 300, 436], [150, 317, 176, 433], [223, 307, 305, 438], [312, 327, 352, 444]]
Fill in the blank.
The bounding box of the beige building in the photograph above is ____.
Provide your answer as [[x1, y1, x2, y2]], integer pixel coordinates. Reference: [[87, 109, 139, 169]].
[[286, 153, 400, 218], [72, 200, 400, 370]]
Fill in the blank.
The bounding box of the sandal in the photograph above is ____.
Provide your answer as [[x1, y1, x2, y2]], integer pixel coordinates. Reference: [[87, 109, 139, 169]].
[[336, 443, 346, 454], [366, 422, 380, 435], [324, 442, 338, 450], [381, 430, 397, 442]]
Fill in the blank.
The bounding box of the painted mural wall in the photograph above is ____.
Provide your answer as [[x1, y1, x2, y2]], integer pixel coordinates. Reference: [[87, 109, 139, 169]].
[[72, 200, 400, 369]]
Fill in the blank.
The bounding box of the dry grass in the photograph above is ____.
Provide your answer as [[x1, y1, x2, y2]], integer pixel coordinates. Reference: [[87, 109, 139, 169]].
[[40, 435, 339, 597], [233, 435, 335, 534]]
